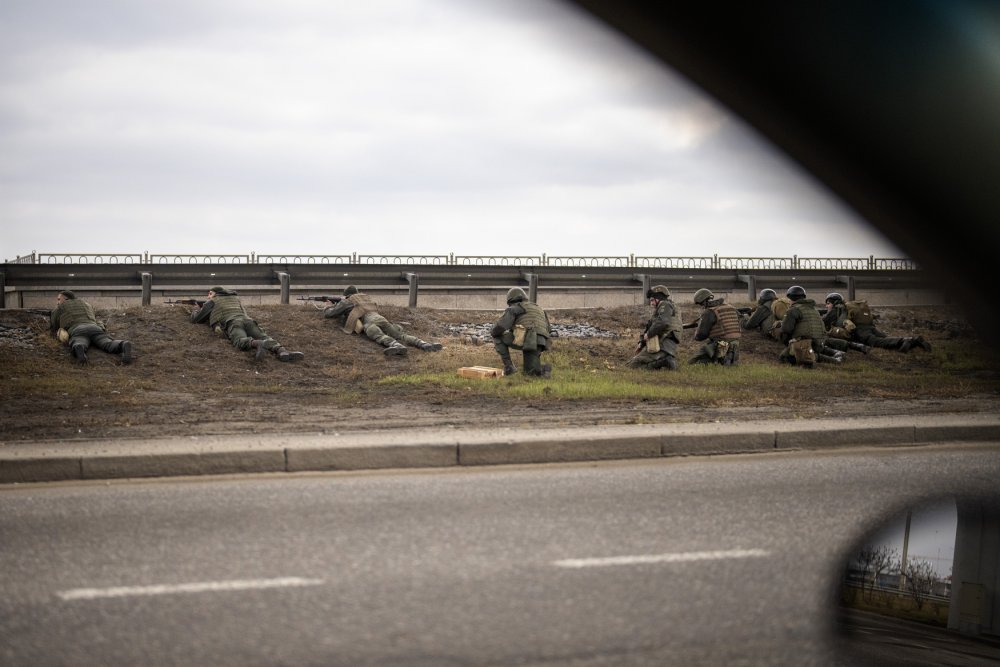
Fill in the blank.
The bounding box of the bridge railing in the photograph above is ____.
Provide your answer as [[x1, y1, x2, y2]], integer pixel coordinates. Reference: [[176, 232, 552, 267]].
[[6, 251, 919, 271]]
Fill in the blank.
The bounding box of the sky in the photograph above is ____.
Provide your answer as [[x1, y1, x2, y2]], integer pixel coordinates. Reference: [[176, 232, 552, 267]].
[[867, 499, 957, 579], [0, 0, 903, 263]]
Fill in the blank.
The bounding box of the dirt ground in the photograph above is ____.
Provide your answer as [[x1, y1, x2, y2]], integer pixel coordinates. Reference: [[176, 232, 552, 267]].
[[1, 301, 998, 443]]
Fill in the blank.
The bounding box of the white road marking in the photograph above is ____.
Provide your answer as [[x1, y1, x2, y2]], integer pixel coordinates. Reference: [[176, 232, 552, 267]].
[[57, 577, 324, 601], [553, 548, 770, 568]]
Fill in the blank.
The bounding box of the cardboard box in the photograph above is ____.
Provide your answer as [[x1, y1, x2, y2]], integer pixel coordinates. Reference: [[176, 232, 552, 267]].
[[457, 366, 503, 379]]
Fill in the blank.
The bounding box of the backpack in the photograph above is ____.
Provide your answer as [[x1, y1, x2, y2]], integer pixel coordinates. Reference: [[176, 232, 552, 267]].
[[770, 296, 792, 320], [846, 300, 874, 326]]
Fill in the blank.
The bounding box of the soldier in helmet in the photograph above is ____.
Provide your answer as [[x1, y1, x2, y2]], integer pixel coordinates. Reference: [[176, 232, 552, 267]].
[[491, 287, 552, 377], [49, 290, 133, 365], [823, 292, 931, 353], [742, 288, 781, 339], [818, 292, 873, 355], [779, 286, 844, 367], [627, 285, 681, 370], [323, 285, 443, 356], [689, 288, 742, 365], [191, 287, 304, 362]]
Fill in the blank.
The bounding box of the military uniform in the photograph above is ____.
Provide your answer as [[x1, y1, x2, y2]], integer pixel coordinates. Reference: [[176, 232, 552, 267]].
[[49, 291, 132, 364], [491, 288, 551, 376], [823, 295, 929, 353], [779, 297, 840, 366], [627, 285, 681, 370], [324, 287, 442, 356], [690, 289, 741, 365], [191, 288, 303, 361]]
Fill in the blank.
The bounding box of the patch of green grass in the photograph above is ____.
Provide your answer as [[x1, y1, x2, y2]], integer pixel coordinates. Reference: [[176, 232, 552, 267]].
[[376, 344, 999, 404]]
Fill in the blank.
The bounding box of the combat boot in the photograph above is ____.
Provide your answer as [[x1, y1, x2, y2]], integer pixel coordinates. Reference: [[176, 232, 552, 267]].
[[500, 355, 516, 375], [541, 363, 552, 378], [818, 353, 842, 364], [251, 339, 267, 360], [899, 338, 914, 353], [849, 342, 871, 354], [419, 341, 443, 352], [914, 336, 932, 352], [274, 346, 305, 362], [649, 355, 678, 370], [383, 342, 407, 356], [120, 341, 133, 364], [72, 344, 88, 364]]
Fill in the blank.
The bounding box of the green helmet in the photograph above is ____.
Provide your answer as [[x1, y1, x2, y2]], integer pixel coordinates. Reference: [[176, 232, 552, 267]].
[[343, 285, 359, 297], [693, 288, 714, 305], [786, 285, 807, 300], [825, 292, 844, 304], [506, 287, 527, 304], [646, 284, 671, 299], [758, 288, 777, 304]]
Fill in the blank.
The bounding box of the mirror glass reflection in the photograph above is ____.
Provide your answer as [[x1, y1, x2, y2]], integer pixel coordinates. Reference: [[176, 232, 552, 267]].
[[836, 494, 1000, 665]]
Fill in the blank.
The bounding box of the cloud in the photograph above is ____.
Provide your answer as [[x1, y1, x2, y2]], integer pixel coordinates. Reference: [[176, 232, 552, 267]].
[[0, 0, 901, 261]]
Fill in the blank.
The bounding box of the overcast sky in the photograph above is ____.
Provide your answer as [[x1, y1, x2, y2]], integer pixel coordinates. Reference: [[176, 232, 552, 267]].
[[867, 499, 957, 578], [0, 0, 903, 262]]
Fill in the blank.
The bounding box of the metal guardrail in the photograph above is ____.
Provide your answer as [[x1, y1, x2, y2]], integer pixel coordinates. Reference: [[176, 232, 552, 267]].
[[8, 251, 919, 271]]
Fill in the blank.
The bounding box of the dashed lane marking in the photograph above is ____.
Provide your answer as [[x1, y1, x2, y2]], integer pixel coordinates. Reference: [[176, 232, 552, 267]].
[[57, 577, 324, 601], [553, 548, 770, 568]]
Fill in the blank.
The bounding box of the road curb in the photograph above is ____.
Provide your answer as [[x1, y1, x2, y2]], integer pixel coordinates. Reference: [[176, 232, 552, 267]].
[[2, 415, 999, 484]]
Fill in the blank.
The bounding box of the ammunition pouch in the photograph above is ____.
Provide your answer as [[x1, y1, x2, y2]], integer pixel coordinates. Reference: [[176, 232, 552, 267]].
[[768, 320, 783, 341], [827, 326, 850, 340], [646, 335, 661, 353], [789, 338, 817, 365], [714, 339, 730, 360], [843, 319, 857, 333], [509, 324, 538, 352]]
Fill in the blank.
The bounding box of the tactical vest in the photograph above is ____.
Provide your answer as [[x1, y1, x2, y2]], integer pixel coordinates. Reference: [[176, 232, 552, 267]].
[[55, 299, 96, 330], [708, 303, 742, 340], [344, 293, 379, 334], [209, 294, 247, 327], [788, 299, 827, 341], [846, 300, 874, 325], [515, 301, 550, 338]]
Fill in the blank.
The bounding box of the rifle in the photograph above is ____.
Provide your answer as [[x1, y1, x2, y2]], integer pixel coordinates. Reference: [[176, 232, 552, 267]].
[[165, 299, 206, 307], [634, 336, 646, 354], [634, 318, 652, 353], [736, 306, 753, 315], [682, 319, 699, 330], [297, 295, 344, 303]]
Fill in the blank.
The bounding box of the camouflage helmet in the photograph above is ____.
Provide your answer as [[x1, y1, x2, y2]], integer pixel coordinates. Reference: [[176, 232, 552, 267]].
[[757, 288, 777, 304], [693, 288, 714, 305], [786, 285, 807, 300], [825, 292, 844, 305], [646, 284, 671, 300], [506, 287, 527, 304], [343, 285, 359, 297]]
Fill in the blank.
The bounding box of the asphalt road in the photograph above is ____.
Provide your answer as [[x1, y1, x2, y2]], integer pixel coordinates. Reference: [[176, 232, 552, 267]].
[[2, 443, 999, 666]]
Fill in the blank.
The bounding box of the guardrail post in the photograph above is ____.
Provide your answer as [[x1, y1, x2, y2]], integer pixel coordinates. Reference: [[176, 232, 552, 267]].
[[634, 273, 650, 298], [275, 271, 290, 304], [140, 272, 152, 306], [836, 275, 856, 301], [523, 272, 538, 303], [738, 274, 756, 302], [404, 272, 419, 307], [0, 271, 6, 309]]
